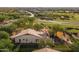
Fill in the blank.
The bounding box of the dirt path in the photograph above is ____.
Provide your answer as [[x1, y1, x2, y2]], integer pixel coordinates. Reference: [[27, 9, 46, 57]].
[[25, 11, 34, 17]]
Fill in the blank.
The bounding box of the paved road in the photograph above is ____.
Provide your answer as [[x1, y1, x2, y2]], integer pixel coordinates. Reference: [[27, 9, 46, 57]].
[[25, 11, 34, 17]]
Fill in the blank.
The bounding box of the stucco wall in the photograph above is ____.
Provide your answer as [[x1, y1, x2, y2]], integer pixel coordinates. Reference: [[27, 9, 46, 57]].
[[14, 34, 42, 43]]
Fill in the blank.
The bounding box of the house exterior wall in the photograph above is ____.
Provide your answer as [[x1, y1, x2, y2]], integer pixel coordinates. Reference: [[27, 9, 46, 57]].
[[14, 34, 42, 43]]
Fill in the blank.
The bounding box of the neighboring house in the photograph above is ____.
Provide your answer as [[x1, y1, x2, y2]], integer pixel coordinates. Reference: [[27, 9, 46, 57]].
[[10, 29, 49, 44]]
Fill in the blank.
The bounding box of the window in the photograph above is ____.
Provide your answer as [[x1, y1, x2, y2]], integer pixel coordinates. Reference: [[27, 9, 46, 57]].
[[25, 39, 28, 43], [26, 39, 28, 43], [26, 39, 28, 41], [22, 39, 26, 43], [19, 39, 21, 43], [23, 39, 25, 40], [36, 39, 39, 43]]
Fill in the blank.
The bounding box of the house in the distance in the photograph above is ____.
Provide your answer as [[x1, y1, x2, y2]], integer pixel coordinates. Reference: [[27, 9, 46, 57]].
[[10, 29, 50, 44]]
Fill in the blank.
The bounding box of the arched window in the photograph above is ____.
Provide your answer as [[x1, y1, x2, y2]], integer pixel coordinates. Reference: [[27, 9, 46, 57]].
[[36, 39, 39, 43], [19, 39, 21, 43], [26, 39, 27, 41]]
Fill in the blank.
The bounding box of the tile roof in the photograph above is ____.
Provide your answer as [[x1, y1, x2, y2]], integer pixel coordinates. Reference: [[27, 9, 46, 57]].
[[11, 29, 44, 38]]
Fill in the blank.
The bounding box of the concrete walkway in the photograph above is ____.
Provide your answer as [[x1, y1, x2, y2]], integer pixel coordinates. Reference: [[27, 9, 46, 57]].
[[33, 48, 60, 52]]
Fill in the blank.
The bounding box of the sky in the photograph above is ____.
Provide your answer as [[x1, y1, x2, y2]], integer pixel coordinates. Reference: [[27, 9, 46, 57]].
[[0, 0, 79, 7]]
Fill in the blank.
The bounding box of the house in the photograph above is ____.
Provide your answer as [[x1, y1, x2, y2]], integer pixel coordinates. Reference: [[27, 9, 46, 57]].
[[10, 29, 50, 44]]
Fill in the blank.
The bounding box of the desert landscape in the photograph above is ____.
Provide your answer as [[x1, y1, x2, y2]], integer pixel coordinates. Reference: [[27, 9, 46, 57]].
[[0, 7, 79, 52]]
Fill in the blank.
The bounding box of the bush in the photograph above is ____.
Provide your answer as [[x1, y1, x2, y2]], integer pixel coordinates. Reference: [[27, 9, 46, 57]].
[[0, 31, 14, 51], [33, 23, 44, 30], [0, 39, 14, 51], [13, 17, 36, 29], [37, 39, 54, 48], [0, 31, 9, 39], [70, 39, 79, 52], [0, 15, 6, 22], [8, 13, 20, 19], [0, 24, 17, 34], [48, 24, 65, 35]]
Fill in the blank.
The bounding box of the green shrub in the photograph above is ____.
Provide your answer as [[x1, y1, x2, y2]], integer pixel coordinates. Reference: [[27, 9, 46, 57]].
[[0, 39, 14, 51], [37, 39, 54, 48], [0, 31, 9, 39], [0, 24, 17, 34]]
